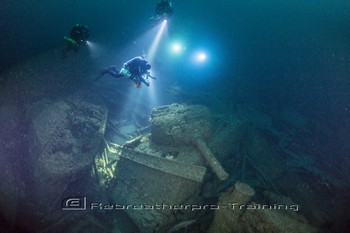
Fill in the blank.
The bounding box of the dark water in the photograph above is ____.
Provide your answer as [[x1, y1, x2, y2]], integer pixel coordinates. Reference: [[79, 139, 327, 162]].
[[1, 0, 350, 232], [1, 0, 349, 120]]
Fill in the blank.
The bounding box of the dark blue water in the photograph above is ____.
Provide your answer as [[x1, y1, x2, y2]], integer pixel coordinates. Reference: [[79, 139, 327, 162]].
[[1, 0, 350, 232]]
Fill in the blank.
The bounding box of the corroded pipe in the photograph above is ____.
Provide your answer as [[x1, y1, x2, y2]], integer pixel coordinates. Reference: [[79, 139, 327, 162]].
[[192, 137, 229, 181]]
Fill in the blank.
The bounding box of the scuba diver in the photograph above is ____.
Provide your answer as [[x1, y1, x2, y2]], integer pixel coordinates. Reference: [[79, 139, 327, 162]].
[[96, 56, 156, 88], [62, 24, 89, 58], [151, 0, 173, 22]]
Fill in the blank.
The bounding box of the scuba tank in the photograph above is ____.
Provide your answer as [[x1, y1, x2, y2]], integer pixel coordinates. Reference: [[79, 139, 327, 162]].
[[120, 68, 132, 78], [64, 36, 77, 45]]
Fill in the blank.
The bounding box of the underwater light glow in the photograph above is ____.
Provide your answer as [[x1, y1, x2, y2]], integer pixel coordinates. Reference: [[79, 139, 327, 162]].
[[172, 43, 181, 52], [196, 52, 207, 61], [191, 50, 209, 65], [86, 41, 93, 48], [86, 41, 102, 59], [147, 20, 167, 63], [171, 42, 185, 54]]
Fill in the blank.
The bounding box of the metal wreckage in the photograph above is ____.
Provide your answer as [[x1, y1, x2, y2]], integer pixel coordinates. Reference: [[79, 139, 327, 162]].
[[16, 94, 324, 232], [0, 56, 346, 232]]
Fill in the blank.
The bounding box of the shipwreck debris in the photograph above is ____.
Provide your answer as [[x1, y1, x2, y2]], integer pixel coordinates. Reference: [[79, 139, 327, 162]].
[[26, 93, 108, 223], [106, 144, 206, 233], [151, 103, 229, 180], [207, 181, 255, 233]]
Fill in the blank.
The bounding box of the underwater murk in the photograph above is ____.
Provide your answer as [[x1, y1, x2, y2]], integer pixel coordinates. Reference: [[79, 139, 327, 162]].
[[0, 0, 349, 233]]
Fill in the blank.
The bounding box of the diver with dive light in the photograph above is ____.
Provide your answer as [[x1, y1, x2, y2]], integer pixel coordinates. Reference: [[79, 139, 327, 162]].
[[96, 56, 156, 88], [151, 0, 173, 23], [62, 24, 89, 58]]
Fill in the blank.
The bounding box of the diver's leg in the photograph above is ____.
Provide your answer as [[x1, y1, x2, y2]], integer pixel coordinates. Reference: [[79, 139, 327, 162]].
[[95, 66, 114, 81], [73, 45, 79, 52], [113, 71, 124, 78], [109, 66, 124, 78], [95, 66, 124, 81], [62, 45, 72, 59]]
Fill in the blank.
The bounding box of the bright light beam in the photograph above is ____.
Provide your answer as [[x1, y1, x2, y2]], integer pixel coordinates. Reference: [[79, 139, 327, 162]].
[[147, 20, 167, 63], [145, 20, 167, 107], [86, 41, 102, 59]]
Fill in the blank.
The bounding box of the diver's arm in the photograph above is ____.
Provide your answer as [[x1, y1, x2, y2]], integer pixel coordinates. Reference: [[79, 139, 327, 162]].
[[140, 76, 150, 86], [146, 72, 156, 79]]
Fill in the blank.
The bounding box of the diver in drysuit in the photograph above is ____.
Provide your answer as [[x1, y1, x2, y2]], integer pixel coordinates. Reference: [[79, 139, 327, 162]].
[[151, 0, 173, 22], [97, 56, 156, 88], [62, 24, 89, 58]]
